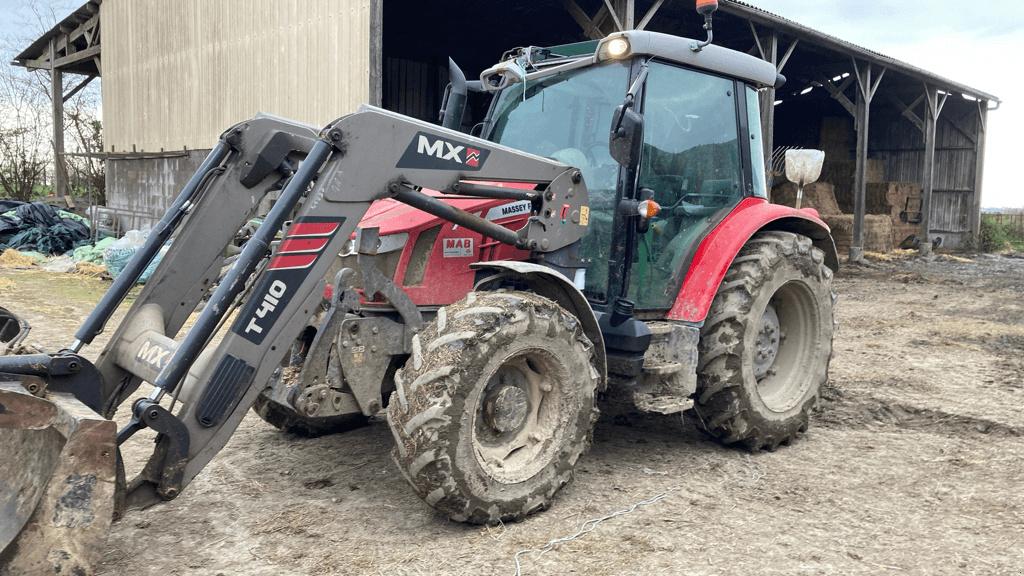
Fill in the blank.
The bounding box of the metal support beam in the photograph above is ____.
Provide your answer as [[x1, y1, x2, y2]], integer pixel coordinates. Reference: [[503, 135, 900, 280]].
[[850, 59, 885, 262], [919, 84, 947, 255], [971, 101, 989, 242]]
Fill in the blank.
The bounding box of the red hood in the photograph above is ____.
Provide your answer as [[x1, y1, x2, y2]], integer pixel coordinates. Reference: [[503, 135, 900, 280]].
[[355, 182, 537, 236]]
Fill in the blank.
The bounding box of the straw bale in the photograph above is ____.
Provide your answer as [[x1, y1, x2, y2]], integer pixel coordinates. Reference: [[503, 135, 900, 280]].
[[0, 249, 38, 267], [770, 182, 842, 215], [821, 214, 892, 254]]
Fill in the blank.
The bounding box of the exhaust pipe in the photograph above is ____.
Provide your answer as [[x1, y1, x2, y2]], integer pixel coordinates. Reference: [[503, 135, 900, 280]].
[[439, 58, 468, 131]]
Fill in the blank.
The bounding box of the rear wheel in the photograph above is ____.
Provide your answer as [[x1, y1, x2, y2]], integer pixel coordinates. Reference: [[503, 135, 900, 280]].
[[387, 291, 599, 524], [694, 231, 834, 451]]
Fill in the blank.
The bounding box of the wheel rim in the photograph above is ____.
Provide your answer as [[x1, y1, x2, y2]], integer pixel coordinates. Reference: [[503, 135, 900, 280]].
[[753, 304, 781, 379], [754, 281, 819, 412], [473, 348, 564, 483]]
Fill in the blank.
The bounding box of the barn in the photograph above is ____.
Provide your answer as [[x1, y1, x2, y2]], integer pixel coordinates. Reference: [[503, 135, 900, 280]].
[[14, 0, 999, 255]]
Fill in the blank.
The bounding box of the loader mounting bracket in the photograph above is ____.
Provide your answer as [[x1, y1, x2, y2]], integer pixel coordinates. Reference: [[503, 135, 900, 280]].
[[117, 399, 191, 501], [0, 353, 109, 415]]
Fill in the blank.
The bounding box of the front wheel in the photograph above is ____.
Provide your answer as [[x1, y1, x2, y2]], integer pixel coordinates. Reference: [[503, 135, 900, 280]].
[[694, 231, 835, 451], [387, 291, 599, 524]]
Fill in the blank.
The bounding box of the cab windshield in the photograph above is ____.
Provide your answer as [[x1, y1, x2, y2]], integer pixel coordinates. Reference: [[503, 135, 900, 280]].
[[487, 61, 630, 301]]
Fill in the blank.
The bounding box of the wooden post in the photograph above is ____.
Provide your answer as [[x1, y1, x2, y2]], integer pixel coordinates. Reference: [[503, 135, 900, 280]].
[[970, 101, 988, 243], [919, 84, 947, 255], [759, 33, 778, 171], [851, 89, 868, 262], [50, 39, 66, 199], [612, 0, 634, 29], [369, 0, 382, 107], [850, 59, 885, 262]]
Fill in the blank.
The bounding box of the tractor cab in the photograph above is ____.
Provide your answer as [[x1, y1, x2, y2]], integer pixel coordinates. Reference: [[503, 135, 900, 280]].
[[478, 31, 778, 314]]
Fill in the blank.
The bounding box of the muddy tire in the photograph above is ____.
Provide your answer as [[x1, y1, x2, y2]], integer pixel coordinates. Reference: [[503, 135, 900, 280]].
[[387, 290, 599, 524], [693, 231, 834, 451], [252, 394, 367, 437]]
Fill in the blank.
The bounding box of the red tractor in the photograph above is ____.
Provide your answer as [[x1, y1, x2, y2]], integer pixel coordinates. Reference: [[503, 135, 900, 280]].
[[1, 3, 835, 572], [257, 25, 837, 523]]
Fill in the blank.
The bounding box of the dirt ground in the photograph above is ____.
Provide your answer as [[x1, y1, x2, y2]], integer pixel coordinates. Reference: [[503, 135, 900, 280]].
[[2, 249, 1023, 576]]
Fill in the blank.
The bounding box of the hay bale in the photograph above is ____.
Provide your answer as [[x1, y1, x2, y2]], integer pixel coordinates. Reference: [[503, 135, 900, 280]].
[[819, 159, 885, 213], [821, 214, 892, 254], [770, 182, 842, 215], [74, 262, 107, 277], [864, 182, 923, 246], [0, 249, 39, 267]]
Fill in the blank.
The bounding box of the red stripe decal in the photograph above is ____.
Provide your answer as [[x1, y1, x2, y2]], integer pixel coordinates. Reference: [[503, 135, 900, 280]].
[[267, 254, 318, 270], [279, 237, 329, 254], [288, 222, 339, 237]]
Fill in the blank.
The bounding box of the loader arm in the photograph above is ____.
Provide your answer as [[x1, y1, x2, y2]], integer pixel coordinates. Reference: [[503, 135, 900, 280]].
[[2, 105, 589, 574], [115, 105, 590, 510]]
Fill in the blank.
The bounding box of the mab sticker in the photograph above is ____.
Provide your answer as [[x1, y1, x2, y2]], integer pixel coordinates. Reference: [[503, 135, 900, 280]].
[[443, 237, 474, 258], [396, 132, 490, 171]]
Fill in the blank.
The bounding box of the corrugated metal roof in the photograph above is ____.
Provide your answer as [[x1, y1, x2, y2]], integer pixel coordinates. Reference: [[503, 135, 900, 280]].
[[13, 1, 101, 64], [721, 0, 999, 104]]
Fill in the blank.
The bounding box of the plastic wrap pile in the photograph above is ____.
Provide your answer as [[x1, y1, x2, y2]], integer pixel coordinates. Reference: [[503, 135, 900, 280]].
[[0, 200, 92, 255]]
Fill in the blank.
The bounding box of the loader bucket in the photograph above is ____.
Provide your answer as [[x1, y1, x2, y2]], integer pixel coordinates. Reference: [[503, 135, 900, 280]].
[[0, 307, 30, 356], [0, 381, 117, 576]]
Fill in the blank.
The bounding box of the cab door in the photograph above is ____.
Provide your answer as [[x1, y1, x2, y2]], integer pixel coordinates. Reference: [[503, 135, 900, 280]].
[[627, 61, 762, 311]]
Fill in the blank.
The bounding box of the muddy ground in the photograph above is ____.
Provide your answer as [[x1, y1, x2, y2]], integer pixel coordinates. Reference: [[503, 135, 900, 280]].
[[2, 250, 1023, 576]]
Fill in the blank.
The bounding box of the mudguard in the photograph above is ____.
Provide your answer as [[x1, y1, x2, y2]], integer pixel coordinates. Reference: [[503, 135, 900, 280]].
[[667, 197, 837, 323], [471, 261, 608, 391]]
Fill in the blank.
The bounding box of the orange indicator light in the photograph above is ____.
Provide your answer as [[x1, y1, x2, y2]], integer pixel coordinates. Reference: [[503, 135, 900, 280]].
[[637, 200, 660, 218]]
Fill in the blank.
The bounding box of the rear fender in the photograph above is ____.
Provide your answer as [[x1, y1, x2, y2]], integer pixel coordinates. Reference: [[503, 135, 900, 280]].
[[666, 197, 837, 323], [471, 262, 607, 390]]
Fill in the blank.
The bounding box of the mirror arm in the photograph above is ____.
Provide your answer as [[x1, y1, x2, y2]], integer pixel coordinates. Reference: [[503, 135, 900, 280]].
[[613, 61, 650, 136], [690, 13, 715, 52]]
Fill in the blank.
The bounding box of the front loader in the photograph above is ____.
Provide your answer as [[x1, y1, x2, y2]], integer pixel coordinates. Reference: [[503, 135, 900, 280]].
[[2, 2, 837, 573]]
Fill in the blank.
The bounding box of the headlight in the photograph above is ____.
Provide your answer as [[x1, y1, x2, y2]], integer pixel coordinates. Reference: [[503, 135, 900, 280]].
[[607, 38, 629, 57], [596, 36, 631, 62]]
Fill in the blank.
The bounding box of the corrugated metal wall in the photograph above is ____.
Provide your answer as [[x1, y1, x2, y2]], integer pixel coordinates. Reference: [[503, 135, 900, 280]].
[[102, 0, 371, 152]]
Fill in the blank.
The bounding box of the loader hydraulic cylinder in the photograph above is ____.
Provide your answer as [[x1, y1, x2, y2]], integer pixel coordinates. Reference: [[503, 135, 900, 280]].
[[393, 186, 525, 249], [72, 142, 233, 351], [150, 137, 334, 394]]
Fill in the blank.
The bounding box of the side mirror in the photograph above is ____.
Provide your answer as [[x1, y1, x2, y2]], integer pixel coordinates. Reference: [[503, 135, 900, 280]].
[[784, 149, 825, 209], [609, 104, 644, 168]]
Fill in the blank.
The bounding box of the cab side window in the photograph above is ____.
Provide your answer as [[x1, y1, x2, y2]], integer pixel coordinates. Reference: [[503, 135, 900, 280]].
[[630, 62, 742, 309]]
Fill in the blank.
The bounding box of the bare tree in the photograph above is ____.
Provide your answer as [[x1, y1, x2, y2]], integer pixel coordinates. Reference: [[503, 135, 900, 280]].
[[0, 0, 103, 203], [65, 105, 105, 203], [0, 58, 50, 201]]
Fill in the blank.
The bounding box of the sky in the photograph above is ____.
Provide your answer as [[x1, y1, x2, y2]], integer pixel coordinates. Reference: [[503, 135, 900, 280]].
[[752, 0, 1024, 209], [1, 0, 1022, 208]]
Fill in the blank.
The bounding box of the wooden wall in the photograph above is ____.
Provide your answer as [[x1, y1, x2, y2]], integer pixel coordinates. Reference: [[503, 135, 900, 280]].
[[871, 97, 983, 235], [102, 0, 372, 152]]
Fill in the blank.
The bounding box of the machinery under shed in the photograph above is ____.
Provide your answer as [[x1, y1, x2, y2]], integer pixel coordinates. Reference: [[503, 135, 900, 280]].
[[14, 0, 999, 253]]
